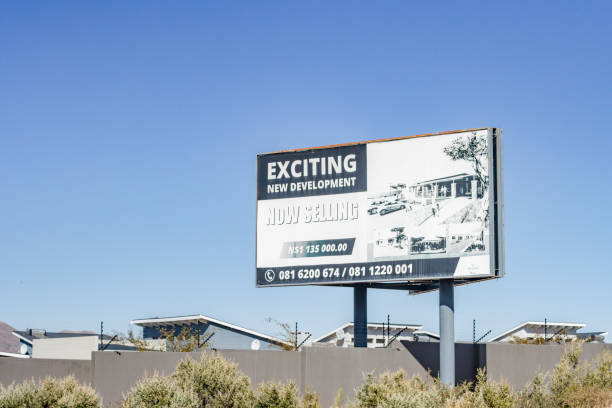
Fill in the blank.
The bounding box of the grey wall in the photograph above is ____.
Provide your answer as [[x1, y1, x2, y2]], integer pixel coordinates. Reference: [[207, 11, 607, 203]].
[[1, 343, 611, 407], [484, 342, 612, 388], [32, 336, 99, 360], [91, 347, 428, 407], [91, 351, 201, 407], [302, 347, 428, 406], [0, 358, 91, 386], [400, 341, 486, 384]]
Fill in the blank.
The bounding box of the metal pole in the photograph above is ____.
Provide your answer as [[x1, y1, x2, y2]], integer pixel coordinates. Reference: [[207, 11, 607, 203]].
[[439, 280, 455, 386], [353, 286, 367, 347], [387, 314, 390, 346]]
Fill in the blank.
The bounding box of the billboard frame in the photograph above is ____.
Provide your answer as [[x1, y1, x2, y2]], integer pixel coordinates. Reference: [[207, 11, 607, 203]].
[[255, 127, 504, 290]]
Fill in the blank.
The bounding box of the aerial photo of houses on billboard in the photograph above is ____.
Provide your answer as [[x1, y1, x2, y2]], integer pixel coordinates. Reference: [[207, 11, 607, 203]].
[[367, 130, 491, 261]]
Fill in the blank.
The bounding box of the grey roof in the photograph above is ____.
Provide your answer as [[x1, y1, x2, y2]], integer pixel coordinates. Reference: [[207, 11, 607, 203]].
[[13, 330, 109, 345], [131, 314, 293, 348], [489, 321, 586, 342], [411, 173, 474, 186], [314, 322, 423, 343]]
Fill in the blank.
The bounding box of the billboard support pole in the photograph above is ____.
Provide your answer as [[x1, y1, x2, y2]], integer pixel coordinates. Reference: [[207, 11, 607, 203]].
[[353, 285, 367, 347], [439, 279, 455, 386]]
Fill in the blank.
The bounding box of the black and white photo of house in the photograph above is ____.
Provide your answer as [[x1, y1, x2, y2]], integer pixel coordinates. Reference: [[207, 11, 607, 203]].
[[366, 130, 490, 261]]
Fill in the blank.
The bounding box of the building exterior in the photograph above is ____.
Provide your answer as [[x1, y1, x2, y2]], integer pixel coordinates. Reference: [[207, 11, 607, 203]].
[[408, 173, 483, 203], [312, 322, 439, 348], [31, 336, 100, 360], [489, 322, 608, 343], [131, 315, 292, 351], [11, 329, 136, 359], [367, 184, 407, 207]]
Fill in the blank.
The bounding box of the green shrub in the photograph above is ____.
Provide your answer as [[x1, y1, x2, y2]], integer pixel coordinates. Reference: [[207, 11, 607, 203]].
[[171, 352, 254, 408], [255, 381, 300, 408], [513, 373, 552, 408], [471, 368, 514, 408], [302, 387, 320, 408], [548, 345, 612, 408], [352, 370, 515, 408], [121, 375, 198, 408], [0, 376, 101, 408], [122, 352, 319, 408], [352, 370, 450, 408], [254, 382, 319, 408], [510, 343, 612, 407], [0, 381, 37, 408], [122, 353, 253, 408]]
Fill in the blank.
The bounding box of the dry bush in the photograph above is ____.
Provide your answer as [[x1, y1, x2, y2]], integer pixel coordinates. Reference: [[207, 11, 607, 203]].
[[121, 351, 319, 408], [0, 376, 101, 408], [350, 369, 515, 408], [349, 345, 612, 408], [352, 370, 455, 407], [121, 375, 198, 408], [548, 345, 612, 408], [122, 353, 253, 408], [171, 352, 254, 408], [255, 381, 319, 408], [511, 343, 612, 407]]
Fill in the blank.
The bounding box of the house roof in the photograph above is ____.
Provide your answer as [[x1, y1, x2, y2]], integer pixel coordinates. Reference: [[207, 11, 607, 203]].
[[414, 330, 440, 340], [0, 351, 30, 358], [130, 314, 292, 348], [489, 321, 586, 342], [411, 173, 475, 186], [0, 321, 19, 353], [313, 322, 423, 343], [577, 331, 608, 339], [13, 330, 108, 345]]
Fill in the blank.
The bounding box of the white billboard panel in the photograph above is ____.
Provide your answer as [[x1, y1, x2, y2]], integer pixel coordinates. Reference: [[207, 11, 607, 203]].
[[256, 128, 504, 287]]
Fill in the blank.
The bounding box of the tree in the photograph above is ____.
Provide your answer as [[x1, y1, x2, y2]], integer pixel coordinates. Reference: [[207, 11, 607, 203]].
[[443, 131, 489, 190], [265, 318, 298, 351]]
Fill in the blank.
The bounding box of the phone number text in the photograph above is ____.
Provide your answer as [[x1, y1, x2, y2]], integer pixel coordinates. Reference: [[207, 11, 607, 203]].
[[277, 263, 413, 281]]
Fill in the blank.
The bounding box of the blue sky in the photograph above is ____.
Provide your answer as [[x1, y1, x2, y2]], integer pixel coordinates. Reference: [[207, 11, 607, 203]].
[[1, 1, 611, 342]]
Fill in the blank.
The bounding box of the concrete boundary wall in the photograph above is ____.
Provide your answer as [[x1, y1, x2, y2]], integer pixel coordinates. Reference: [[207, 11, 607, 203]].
[[484, 342, 611, 388], [0, 358, 91, 386], [1, 343, 610, 407], [91, 347, 430, 406]]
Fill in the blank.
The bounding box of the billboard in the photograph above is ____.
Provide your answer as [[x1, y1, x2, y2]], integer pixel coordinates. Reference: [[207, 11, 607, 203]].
[[256, 128, 504, 287]]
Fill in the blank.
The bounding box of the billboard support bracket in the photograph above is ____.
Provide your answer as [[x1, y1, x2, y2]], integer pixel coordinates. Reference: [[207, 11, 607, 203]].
[[353, 285, 367, 347], [439, 279, 455, 386]]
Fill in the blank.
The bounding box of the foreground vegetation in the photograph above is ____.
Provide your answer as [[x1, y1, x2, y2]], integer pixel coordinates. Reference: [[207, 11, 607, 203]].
[[349, 344, 611, 407], [0, 376, 101, 408], [1, 344, 610, 407], [121, 352, 318, 408]]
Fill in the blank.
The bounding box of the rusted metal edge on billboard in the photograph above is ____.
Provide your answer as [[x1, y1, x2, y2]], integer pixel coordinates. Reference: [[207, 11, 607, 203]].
[[258, 127, 492, 156]]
